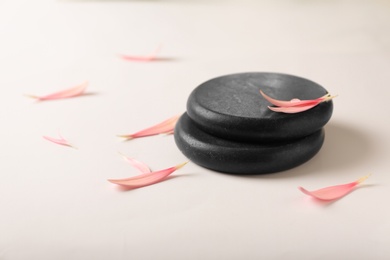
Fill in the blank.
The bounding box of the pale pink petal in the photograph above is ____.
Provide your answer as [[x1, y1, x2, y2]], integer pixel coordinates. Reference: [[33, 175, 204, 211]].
[[119, 153, 151, 174], [43, 134, 76, 148], [260, 90, 330, 108], [108, 162, 187, 189], [298, 175, 369, 201], [260, 90, 336, 113], [120, 45, 162, 62], [119, 115, 180, 140], [28, 81, 88, 101], [267, 103, 318, 113]]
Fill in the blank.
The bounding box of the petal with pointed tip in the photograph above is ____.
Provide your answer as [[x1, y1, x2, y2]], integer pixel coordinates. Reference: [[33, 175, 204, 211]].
[[29, 82, 88, 101], [119, 115, 180, 140], [119, 153, 151, 174], [298, 175, 369, 201], [108, 162, 187, 189], [120, 45, 162, 62], [260, 90, 330, 108], [43, 134, 76, 148]]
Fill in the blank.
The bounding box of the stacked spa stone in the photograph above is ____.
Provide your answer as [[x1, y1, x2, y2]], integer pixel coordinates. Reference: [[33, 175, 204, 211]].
[[174, 72, 333, 174]]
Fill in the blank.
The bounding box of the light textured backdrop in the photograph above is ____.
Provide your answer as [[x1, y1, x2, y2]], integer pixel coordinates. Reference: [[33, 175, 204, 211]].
[[1, 0, 389, 259]]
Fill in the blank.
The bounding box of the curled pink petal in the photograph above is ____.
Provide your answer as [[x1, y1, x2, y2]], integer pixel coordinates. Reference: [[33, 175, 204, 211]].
[[298, 175, 370, 201], [28, 81, 88, 101], [260, 90, 336, 113], [119, 115, 180, 140], [119, 153, 151, 174], [260, 90, 331, 107], [108, 162, 187, 189], [43, 134, 76, 148], [120, 45, 162, 62]]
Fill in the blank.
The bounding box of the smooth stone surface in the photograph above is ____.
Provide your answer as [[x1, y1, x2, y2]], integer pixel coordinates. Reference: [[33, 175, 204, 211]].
[[174, 113, 325, 174], [187, 72, 333, 142]]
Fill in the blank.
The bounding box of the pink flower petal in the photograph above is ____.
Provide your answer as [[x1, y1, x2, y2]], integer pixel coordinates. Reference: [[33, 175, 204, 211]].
[[119, 115, 180, 140], [43, 134, 76, 148], [108, 162, 187, 189], [28, 81, 88, 101], [120, 45, 162, 62], [298, 175, 370, 201], [119, 153, 151, 174], [260, 90, 330, 108], [260, 90, 336, 113]]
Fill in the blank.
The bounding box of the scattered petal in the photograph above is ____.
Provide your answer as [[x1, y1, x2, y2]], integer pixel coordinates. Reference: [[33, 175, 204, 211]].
[[120, 45, 162, 62], [298, 175, 370, 201], [259, 90, 336, 113], [119, 152, 151, 174], [260, 90, 330, 107], [27, 81, 88, 101], [43, 134, 76, 149], [118, 115, 180, 140], [108, 162, 188, 189]]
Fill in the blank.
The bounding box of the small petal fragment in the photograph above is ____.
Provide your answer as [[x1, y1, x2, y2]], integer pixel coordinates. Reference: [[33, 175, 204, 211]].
[[120, 45, 162, 62], [28, 81, 88, 101], [298, 175, 369, 201], [108, 162, 187, 189], [119, 115, 180, 140], [259, 90, 335, 114], [119, 153, 151, 174], [43, 134, 76, 148]]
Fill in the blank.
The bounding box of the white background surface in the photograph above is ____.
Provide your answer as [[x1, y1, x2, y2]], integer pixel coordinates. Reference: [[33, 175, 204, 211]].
[[1, 0, 390, 259]]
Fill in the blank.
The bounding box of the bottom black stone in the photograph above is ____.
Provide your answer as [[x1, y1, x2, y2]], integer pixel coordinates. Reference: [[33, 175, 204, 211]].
[[174, 113, 325, 174]]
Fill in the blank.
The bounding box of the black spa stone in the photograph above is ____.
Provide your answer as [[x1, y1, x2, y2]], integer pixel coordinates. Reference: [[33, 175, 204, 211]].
[[174, 113, 325, 175], [187, 72, 333, 142]]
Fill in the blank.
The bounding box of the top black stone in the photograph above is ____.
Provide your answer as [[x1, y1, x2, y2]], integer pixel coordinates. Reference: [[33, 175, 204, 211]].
[[187, 72, 333, 142]]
